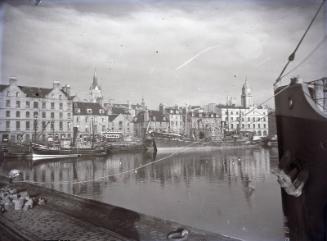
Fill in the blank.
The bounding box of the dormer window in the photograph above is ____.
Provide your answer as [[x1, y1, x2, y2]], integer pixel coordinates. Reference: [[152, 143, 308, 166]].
[[99, 109, 104, 114], [75, 108, 81, 113], [170, 110, 173, 114], [87, 109, 92, 114]]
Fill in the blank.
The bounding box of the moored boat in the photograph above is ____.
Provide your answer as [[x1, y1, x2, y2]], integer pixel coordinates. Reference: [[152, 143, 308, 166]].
[[275, 77, 327, 241]]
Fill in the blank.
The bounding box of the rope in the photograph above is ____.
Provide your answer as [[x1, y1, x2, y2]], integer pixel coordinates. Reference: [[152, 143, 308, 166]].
[[274, 0, 326, 86], [14, 141, 200, 185], [281, 35, 327, 79]]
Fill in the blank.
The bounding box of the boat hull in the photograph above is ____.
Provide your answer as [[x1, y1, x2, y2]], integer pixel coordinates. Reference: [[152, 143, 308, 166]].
[[275, 83, 327, 241]]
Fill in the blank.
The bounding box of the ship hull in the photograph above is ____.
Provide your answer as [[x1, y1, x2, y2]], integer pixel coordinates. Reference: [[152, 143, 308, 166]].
[[275, 82, 327, 241]]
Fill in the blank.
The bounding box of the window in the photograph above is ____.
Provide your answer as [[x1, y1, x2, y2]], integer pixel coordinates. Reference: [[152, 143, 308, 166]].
[[258, 124, 261, 128], [253, 117, 255, 121], [16, 121, 20, 130], [16, 111, 20, 118], [67, 113, 71, 119], [59, 112, 63, 119], [51, 102, 55, 109], [264, 124, 266, 128], [231, 124, 233, 129], [16, 101, 20, 108], [253, 124, 255, 128], [6, 121, 10, 129], [59, 103, 63, 110], [75, 108, 80, 113], [263, 130, 267, 136], [248, 124, 250, 128], [59, 121, 63, 130], [119, 121, 123, 130], [42, 112, 46, 118], [51, 112, 54, 118], [242, 124, 244, 128], [42, 102, 46, 109], [16, 92, 19, 97], [51, 122, 54, 130], [262, 117, 266, 121], [76, 117, 79, 122], [26, 101, 30, 108], [33, 111, 38, 118], [67, 122, 71, 130], [6, 111, 10, 117], [6, 100, 10, 107], [33, 102, 38, 108], [248, 117, 250, 121], [26, 121, 30, 130]]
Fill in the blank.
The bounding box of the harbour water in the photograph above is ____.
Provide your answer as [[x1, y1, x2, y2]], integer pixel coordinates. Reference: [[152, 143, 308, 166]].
[[0, 147, 284, 241]]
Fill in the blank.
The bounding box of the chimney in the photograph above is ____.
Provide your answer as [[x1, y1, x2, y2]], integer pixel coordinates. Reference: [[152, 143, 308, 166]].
[[63, 84, 71, 97], [53, 80, 60, 89], [9, 77, 17, 86]]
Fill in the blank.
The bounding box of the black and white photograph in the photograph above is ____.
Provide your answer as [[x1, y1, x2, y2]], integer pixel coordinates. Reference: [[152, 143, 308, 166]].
[[0, 0, 326, 241]]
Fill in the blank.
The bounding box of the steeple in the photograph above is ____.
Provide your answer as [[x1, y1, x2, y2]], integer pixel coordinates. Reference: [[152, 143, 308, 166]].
[[90, 69, 101, 90], [89, 69, 103, 103], [241, 76, 253, 108]]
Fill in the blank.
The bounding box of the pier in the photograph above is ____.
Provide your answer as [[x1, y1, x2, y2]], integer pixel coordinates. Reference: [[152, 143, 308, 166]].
[[0, 177, 241, 241]]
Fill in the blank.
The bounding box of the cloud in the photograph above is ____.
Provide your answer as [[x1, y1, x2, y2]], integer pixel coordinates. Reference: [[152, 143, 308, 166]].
[[1, 0, 326, 108]]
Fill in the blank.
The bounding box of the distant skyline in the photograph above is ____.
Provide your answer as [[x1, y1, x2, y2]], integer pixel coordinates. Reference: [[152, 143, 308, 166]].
[[0, 0, 326, 108]]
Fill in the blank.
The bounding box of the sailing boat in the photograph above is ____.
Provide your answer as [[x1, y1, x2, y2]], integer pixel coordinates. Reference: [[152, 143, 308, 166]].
[[274, 1, 327, 240]]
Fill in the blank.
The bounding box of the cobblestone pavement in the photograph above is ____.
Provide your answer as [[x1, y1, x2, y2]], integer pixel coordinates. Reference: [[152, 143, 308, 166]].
[[1, 205, 127, 241], [0, 181, 241, 241]]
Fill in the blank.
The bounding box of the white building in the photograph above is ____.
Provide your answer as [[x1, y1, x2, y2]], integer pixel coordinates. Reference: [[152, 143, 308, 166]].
[[218, 79, 269, 138], [0, 77, 73, 143]]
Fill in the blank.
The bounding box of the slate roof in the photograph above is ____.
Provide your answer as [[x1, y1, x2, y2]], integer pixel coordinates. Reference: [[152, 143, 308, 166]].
[[134, 110, 168, 123], [0, 84, 72, 99], [112, 107, 128, 115], [108, 114, 119, 122], [73, 101, 106, 116]]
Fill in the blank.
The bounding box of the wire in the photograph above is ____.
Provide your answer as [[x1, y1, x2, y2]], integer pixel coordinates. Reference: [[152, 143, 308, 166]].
[[282, 35, 327, 78], [274, 0, 326, 86]]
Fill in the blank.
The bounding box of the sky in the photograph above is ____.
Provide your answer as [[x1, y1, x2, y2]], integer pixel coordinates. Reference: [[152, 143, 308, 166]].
[[0, 0, 326, 109]]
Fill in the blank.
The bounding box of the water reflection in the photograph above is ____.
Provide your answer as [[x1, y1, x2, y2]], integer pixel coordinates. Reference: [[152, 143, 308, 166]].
[[0, 147, 283, 241]]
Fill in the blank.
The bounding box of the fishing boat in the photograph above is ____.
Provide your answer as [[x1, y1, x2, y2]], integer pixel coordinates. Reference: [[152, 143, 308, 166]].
[[31, 143, 110, 160], [273, 1, 327, 240]]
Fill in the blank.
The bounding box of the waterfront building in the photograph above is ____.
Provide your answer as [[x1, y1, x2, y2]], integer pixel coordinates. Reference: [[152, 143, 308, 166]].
[[164, 107, 184, 134], [108, 113, 134, 139], [218, 79, 269, 138], [0, 77, 73, 143], [72, 101, 108, 139], [134, 110, 169, 138], [188, 111, 223, 140]]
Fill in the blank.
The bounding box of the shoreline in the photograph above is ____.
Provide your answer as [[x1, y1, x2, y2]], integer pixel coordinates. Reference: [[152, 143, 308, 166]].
[[0, 176, 241, 241]]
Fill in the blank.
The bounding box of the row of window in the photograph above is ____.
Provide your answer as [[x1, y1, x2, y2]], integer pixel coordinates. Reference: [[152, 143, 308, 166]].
[[225, 117, 267, 122], [5, 111, 71, 119], [7, 91, 65, 100], [75, 117, 106, 123], [227, 123, 267, 129], [224, 110, 267, 116], [5, 120, 71, 131], [6, 100, 70, 109], [74, 108, 105, 114]]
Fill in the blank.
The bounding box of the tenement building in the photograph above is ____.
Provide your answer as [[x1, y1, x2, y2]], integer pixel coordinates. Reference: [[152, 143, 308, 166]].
[[72, 101, 108, 139], [0, 77, 73, 143], [218, 79, 269, 138]]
